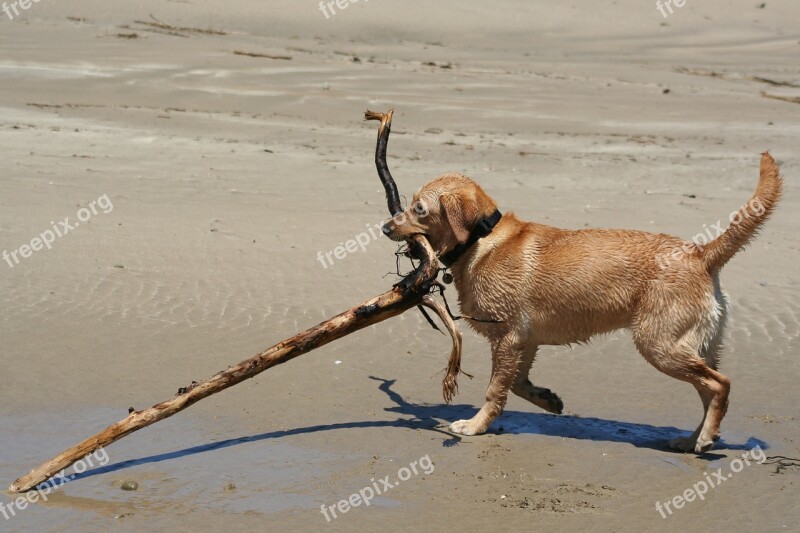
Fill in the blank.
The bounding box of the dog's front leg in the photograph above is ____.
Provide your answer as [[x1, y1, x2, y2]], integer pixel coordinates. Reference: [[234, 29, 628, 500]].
[[450, 333, 521, 436]]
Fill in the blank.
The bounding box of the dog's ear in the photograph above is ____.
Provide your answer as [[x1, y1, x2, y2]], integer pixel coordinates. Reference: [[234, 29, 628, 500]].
[[440, 192, 477, 244]]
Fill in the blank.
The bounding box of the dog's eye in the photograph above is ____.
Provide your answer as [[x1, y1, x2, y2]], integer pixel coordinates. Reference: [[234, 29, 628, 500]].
[[413, 201, 427, 215]]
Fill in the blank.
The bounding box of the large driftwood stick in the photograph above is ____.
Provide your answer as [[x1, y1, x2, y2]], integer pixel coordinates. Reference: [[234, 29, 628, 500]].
[[9, 109, 462, 494], [11, 287, 419, 493]]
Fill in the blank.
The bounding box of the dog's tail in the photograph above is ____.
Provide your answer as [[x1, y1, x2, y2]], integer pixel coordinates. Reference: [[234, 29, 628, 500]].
[[700, 152, 783, 272]]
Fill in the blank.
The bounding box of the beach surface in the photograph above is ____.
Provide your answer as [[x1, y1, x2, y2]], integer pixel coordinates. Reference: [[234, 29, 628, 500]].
[[1, 1, 799, 531]]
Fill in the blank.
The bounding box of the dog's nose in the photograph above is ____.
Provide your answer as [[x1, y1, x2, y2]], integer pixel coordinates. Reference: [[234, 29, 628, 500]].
[[381, 223, 393, 235]]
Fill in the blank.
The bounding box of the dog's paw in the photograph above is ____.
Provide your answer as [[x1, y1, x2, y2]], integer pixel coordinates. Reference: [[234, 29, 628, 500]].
[[449, 419, 487, 436], [548, 397, 564, 414], [535, 388, 564, 414], [518, 385, 564, 414], [694, 438, 715, 453], [668, 436, 715, 454]]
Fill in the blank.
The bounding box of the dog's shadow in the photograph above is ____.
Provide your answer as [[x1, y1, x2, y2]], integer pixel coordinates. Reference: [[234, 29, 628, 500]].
[[68, 376, 766, 485], [370, 376, 765, 455]]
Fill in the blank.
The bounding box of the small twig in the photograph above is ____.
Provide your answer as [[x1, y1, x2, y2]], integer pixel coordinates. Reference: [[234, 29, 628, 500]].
[[750, 76, 800, 88], [764, 455, 800, 474], [419, 295, 468, 404], [761, 92, 800, 105], [233, 50, 292, 61], [132, 14, 227, 36], [417, 305, 444, 334], [674, 66, 800, 88], [432, 282, 503, 324], [130, 27, 189, 38]]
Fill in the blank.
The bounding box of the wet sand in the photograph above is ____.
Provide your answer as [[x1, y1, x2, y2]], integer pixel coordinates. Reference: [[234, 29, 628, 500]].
[[1, 1, 799, 531]]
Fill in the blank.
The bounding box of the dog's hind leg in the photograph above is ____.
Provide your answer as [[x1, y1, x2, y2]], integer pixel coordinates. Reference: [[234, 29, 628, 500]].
[[511, 345, 564, 414], [450, 333, 522, 436], [633, 333, 730, 454], [670, 361, 729, 453]]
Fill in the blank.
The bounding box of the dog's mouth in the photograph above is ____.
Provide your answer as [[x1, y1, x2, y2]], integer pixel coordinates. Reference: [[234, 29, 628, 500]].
[[407, 231, 430, 242], [383, 224, 427, 242], [395, 233, 427, 244], [383, 230, 403, 242]]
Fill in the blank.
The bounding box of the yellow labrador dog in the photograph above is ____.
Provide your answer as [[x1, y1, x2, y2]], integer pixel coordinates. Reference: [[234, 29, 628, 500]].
[[382, 153, 783, 453]]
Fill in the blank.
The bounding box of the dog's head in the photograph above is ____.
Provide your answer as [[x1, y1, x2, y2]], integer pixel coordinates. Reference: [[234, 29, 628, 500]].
[[381, 173, 498, 256]]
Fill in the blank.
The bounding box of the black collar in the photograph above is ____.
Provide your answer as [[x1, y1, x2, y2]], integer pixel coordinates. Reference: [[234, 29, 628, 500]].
[[440, 209, 502, 267]]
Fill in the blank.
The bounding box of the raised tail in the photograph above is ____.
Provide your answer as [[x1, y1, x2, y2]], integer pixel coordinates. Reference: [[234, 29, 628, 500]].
[[700, 152, 783, 272]]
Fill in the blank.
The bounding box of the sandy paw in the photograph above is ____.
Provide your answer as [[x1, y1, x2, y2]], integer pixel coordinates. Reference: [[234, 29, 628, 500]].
[[449, 419, 487, 436]]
